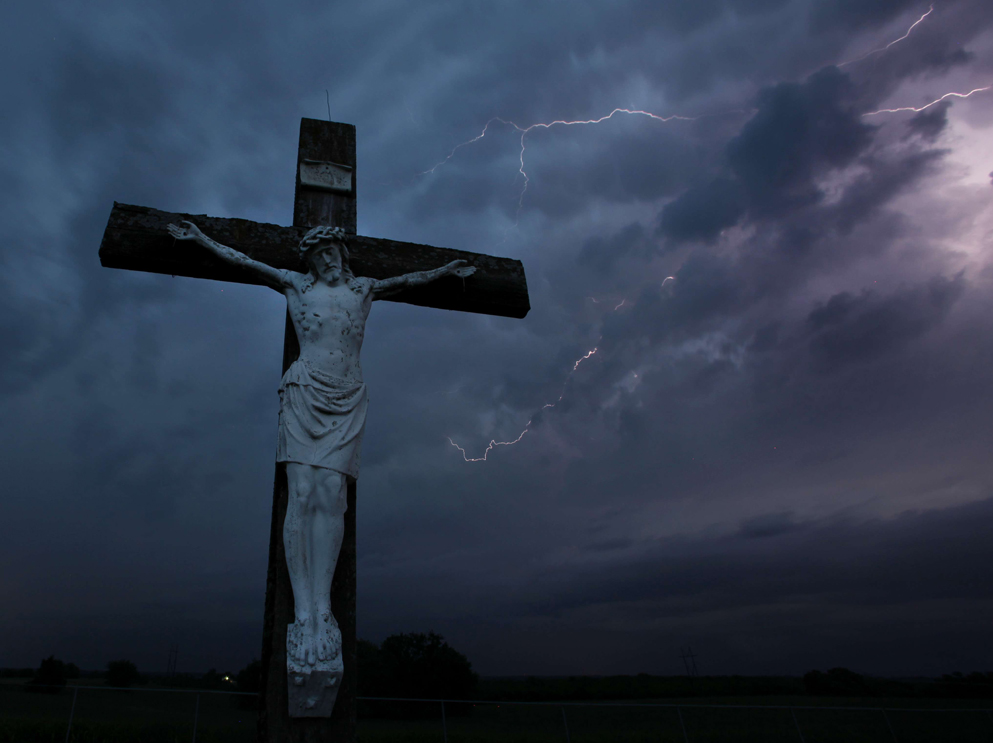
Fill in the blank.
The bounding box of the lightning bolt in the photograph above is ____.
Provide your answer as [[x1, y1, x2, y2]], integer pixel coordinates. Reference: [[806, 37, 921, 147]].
[[431, 3, 964, 470], [447, 344, 599, 462], [449, 277, 674, 462], [862, 85, 992, 116], [510, 109, 696, 211], [573, 347, 598, 370], [415, 4, 929, 199], [420, 108, 698, 218], [418, 117, 513, 176], [829, 4, 991, 121], [839, 4, 934, 67]]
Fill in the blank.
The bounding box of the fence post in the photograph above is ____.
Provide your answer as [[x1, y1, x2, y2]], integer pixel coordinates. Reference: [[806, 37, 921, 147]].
[[191, 693, 200, 743], [881, 708, 898, 742], [790, 707, 805, 743], [677, 706, 689, 743], [64, 686, 79, 743], [560, 706, 571, 743], [441, 700, 447, 743]]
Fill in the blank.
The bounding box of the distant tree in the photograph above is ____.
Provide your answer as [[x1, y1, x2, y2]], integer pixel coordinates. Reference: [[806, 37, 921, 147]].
[[106, 660, 143, 688], [234, 659, 262, 709], [27, 656, 67, 692], [200, 668, 223, 689], [236, 659, 262, 694], [803, 667, 869, 696], [938, 671, 993, 698], [65, 663, 80, 679], [357, 640, 387, 697], [358, 632, 477, 718], [363, 632, 478, 699], [0, 668, 35, 679]]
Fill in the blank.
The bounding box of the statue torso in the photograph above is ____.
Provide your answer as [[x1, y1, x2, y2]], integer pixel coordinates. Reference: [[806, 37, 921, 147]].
[[284, 273, 372, 383]]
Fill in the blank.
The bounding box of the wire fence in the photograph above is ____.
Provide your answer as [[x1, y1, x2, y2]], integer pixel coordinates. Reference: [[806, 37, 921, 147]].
[[2, 683, 993, 742]]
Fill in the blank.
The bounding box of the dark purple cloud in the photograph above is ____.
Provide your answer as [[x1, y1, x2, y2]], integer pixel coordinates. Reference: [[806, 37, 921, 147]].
[[1, 0, 992, 679]]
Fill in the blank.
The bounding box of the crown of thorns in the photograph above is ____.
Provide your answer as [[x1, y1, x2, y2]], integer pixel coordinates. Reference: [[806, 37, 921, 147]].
[[299, 226, 349, 255]]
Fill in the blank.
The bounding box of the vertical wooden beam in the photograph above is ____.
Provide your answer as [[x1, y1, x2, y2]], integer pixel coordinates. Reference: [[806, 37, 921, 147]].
[[258, 118, 358, 743], [293, 118, 357, 234]]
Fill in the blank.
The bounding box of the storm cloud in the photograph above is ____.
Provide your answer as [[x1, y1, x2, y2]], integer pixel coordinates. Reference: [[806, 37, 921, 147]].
[[2, 0, 992, 678]]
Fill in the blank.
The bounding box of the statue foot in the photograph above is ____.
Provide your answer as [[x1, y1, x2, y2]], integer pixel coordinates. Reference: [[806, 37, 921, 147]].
[[287, 619, 318, 670], [286, 617, 344, 717], [316, 614, 342, 663]]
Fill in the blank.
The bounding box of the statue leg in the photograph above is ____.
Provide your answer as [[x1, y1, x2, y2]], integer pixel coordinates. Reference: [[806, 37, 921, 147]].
[[284, 462, 318, 665], [310, 468, 347, 662]]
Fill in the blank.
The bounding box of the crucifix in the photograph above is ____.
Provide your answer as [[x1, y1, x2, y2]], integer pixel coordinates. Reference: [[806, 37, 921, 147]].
[[98, 118, 529, 742]]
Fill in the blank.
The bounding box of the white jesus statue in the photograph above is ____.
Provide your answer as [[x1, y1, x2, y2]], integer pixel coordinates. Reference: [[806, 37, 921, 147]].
[[167, 220, 474, 684]]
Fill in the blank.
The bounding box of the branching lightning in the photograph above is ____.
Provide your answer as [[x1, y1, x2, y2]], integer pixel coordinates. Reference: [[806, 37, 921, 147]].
[[419, 117, 513, 176], [420, 108, 697, 217], [863, 85, 992, 116], [449, 277, 675, 462], [429, 0, 984, 467], [447, 343, 599, 462], [433, 3, 970, 465], [839, 5, 934, 67], [510, 109, 696, 210], [829, 3, 992, 121]]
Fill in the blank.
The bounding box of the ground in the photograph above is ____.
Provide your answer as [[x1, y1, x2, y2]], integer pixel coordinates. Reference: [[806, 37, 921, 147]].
[[2, 677, 992, 742]]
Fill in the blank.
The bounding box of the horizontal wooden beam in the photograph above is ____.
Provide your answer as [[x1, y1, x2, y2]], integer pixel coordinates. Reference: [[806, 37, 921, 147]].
[[99, 203, 530, 319]]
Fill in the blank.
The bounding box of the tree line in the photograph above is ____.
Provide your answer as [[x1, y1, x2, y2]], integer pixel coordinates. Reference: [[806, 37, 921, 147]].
[[11, 645, 992, 701]]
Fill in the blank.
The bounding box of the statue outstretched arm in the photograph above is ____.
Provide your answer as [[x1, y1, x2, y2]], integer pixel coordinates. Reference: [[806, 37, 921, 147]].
[[371, 260, 476, 300], [167, 221, 292, 290]]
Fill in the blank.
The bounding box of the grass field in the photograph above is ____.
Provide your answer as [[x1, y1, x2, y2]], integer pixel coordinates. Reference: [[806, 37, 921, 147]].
[[2, 682, 993, 742]]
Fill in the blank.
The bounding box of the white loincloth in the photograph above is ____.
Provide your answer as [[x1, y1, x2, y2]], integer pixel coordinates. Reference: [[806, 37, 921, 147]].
[[276, 359, 368, 479]]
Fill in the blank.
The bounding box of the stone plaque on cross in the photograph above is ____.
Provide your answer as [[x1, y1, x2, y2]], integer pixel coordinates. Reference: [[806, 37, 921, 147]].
[[98, 118, 529, 743]]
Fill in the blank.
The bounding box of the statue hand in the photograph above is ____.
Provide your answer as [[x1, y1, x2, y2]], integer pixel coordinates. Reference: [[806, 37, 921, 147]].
[[167, 221, 205, 242], [447, 260, 477, 278]]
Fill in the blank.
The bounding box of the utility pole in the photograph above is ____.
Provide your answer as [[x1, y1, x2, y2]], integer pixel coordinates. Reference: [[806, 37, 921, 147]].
[[680, 646, 698, 678], [166, 645, 178, 677]]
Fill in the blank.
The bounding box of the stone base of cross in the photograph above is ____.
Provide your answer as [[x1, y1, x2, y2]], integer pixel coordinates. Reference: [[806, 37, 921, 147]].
[[99, 118, 529, 742]]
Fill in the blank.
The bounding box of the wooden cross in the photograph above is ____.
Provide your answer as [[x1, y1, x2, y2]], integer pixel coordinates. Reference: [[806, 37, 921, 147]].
[[98, 118, 529, 743]]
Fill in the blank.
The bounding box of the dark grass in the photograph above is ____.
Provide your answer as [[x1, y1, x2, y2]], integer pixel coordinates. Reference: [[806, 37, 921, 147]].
[[2, 683, 993, 742], [0, 683, 253, 743]]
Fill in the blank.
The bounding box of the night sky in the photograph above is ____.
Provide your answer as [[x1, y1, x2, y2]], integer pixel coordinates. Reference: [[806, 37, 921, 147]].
[[3, 0, 993, 679]]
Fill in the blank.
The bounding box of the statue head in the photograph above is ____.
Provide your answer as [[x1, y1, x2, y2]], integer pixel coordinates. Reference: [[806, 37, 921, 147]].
[[299, 226, 354, 285]]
